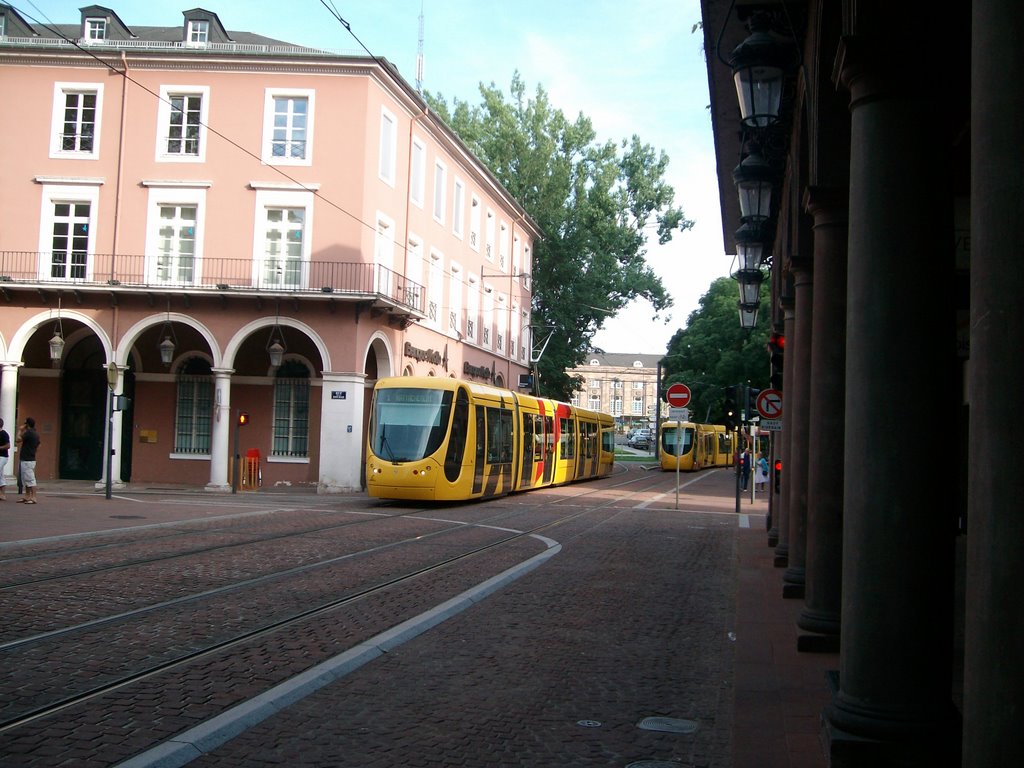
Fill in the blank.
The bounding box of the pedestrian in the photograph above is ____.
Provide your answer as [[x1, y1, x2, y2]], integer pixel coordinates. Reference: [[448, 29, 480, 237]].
[[16, 417, 40, 505], [755, 452, 770, 491], [0, 418, 9, 501], [740, 446, 751, 491]]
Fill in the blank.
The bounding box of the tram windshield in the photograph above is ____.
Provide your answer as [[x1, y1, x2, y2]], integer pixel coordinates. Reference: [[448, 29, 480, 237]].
[[370, 388, 453, 462], [662, 425, 694, 454]]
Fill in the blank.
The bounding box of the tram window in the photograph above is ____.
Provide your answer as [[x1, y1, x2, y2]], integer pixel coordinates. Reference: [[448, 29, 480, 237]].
[[560, 417, 575, 459], [602, 427, 614, 453], [443, 389, 469, 481], [372, 388, 453, 461], [486, 407, 513, 464], [533, 414, 545, 460], [544, 416, 555, 458]]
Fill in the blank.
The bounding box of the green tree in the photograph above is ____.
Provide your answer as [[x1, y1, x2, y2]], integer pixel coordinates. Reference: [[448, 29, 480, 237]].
[[660, 276, 770, 424], [426, 74, 693, 400]]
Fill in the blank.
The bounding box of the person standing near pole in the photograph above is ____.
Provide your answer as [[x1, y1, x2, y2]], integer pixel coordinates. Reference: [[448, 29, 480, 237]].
[[17, 417, 40, 505]]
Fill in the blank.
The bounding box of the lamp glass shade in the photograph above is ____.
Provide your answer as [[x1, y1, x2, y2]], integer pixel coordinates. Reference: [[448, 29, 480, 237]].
[[268, 340, 285, 368], [48, 332, 65, 362], [733, 66, 784, 128], [737, 240, 765, 272], [159, 336, 176, 365], [738, 302, 760, 329], [738, 178, 773, 222], [738, 275, 762, 305]]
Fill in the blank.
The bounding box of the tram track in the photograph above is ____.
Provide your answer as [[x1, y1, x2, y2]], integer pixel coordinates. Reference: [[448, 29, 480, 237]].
[[0, 466, 672, 741]]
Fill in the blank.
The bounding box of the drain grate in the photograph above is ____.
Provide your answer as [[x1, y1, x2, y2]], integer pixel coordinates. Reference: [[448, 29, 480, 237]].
[[109, 515, 146, 520], [576, 719, 602, 728], [626, 761, 685, 768], [637, 716, 699, 734]]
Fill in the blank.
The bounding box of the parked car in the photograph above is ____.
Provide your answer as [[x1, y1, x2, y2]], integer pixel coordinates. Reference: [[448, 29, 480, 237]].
[[628, 428, 652, 450]]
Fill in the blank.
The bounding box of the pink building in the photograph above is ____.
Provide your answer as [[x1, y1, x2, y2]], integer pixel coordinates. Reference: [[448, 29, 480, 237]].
[[0, 5, 538, 492]]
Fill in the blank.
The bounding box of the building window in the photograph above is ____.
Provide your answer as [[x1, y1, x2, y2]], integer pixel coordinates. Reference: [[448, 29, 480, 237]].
[[186, 20, 209, 45], [379, 108, 396, 185], [433, 160, 447, 224], [50, 83, 103, 157], [262, 208, 305, 288], [469, 195, 481, 251], [632, 396, 644, 414], [272, 361, 310, 458], [452, 178, 465, 238], [49, 202, 90, 280], [589, 395, 601, 409], [485, 210, 495, 261], [262, 89, 315, 165], [168, 95, 201, 155], [271, 97, 308, 159], [633, 380, 645, 390], [410, 138, 425, 207], [38, 183, 100, 281], [428, 250, 443, 329], [175, 358, 213, 455], [253, 189, 312, 289], [155, 205, 197, 284], [84, 18, 106, 41]]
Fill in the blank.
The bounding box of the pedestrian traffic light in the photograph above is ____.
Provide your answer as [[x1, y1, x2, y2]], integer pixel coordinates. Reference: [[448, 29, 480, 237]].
[[767, 332, 784, 390], [238, 411, 250, 426], [774, 458, 782, 493]]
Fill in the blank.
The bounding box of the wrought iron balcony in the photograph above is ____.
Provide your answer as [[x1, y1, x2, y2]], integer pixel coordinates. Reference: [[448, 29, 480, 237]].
[[0, 250, 426, 316]]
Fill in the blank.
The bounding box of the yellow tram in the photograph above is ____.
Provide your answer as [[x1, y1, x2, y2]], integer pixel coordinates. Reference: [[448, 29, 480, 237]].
[[658, 421, 733, 472], [366, 376, 615, 501]]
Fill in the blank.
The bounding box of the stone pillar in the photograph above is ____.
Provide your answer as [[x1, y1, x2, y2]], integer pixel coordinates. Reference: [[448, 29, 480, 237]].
[[963, 1, 1024, 765], [798, 188, 848, 649], [206, 368, 233, 492], [823, 29, 959, 762], [783, 261, 812, 598], [0, 362, 21, 485], [773, 296, 795, 567], [318, 372, 367, 492]]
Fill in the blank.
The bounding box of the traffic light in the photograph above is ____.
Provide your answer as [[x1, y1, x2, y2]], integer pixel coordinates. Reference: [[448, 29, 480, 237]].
[[238, 411, 250, 426], [747, 387, 761, 418], [767, 332, 784, 390], [774, 458, 782, 493], [723, 385, 738, 429]]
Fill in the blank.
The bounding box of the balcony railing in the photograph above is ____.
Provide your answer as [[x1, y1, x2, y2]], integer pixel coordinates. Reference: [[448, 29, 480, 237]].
[[0, 251, 425, 313]]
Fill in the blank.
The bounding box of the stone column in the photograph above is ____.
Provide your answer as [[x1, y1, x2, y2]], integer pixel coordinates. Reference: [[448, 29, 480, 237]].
[[96, 364, 128, 492], [783, 261, 813, 598], [205, 368, 233, 492], [0, 362, 21, 485], [798, 187, 848, 649], [823, 30, 958, 762], [963, 1, 1024, 765], [773, 296, 795, 567]]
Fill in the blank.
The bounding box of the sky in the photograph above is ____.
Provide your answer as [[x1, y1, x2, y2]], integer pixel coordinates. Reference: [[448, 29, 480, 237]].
[[17, 0, 731, 355]]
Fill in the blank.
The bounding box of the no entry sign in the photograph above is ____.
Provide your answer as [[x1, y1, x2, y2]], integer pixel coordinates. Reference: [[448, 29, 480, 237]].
[[666, 383, 692, 408]]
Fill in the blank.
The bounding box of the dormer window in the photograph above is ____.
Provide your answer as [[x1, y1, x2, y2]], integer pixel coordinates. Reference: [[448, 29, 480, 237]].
[[633, 360, 643, 368], [187, 20, 209, 45], [84, 17, 106, 41], [590, 359, 600, 366]]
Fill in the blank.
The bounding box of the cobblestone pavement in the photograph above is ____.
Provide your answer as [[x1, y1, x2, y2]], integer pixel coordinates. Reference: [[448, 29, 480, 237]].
[[1, 466, 831, 768]]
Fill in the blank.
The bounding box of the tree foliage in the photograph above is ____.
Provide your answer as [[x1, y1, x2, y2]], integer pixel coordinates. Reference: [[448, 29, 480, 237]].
[[660, 276, 771, 424], [425, 74, 692, 400]]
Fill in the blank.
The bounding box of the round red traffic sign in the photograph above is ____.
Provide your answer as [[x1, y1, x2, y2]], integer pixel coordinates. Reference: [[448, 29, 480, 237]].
[[666, 383, 691, 407], [756, 388, 783, 419]]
